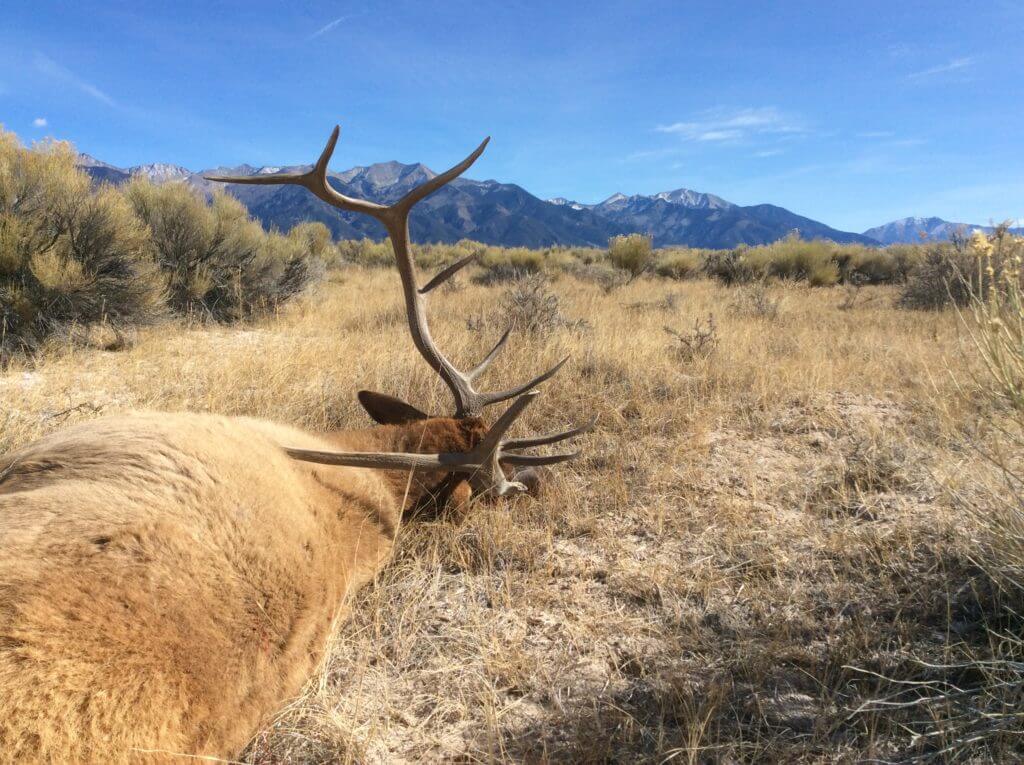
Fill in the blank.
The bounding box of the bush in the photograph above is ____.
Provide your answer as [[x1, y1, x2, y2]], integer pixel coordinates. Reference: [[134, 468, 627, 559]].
[[126, 180, 319, 321], [835, 245, 921, 285], [744, 235, 840, 286], [0, 132, 165, 359], [654, 248, 703, 280], [704, 247, 754, 285], [608, 234, 653, 276], [898, 244, 978, 310]]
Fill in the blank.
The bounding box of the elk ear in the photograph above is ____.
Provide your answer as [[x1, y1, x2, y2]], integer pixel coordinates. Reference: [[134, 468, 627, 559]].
[[357, 390, 430, 425]]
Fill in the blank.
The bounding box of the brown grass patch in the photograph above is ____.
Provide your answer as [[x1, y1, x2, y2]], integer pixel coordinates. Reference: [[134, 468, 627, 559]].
[[1, 270, 1013, 762]]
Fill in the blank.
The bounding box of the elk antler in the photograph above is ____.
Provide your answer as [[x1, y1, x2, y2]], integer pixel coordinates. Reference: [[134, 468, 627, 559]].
[[206, 126, 566, 417], [284, 392, 594, 497]]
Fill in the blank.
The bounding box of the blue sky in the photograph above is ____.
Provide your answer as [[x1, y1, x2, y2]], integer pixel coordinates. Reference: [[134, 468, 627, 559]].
[[2, 0, 1021, 231]]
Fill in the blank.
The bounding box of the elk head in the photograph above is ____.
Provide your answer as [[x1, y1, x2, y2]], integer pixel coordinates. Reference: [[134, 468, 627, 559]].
[[206, 126, 593, 500]]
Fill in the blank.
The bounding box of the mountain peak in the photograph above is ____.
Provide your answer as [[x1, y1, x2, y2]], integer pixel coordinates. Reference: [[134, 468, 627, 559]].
[[75, 149, 875, 248], [130, 163, 191, 183], [76, 153, 119, 170]]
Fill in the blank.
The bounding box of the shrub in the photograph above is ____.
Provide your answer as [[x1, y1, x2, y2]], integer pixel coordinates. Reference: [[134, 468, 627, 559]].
[[898, 243, 978, 310], [608, 234, 653, 277], [704, 247, 754, 284], [126, 180, 319, 321], [288, 222, 337, 266], [835, 245, 921, 285], [664, 314, 718, 362], [654, 248, 703, 280], [744, 235, 840, 286], [0, 132, 165, 359], [336, 237, 395, 268], [498, 272, 567, 336], [729, 281, 782, 319]]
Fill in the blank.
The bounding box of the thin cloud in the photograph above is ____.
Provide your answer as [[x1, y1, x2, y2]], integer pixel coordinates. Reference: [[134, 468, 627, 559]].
[[656, 107, 806, 143], [32, 117, 47, 127], [754, 148, 784, 158], [309, 14, 352, 39], [857, 130, 895, 139], [34, 53, 115, 106], [907, 56, 974, 80]]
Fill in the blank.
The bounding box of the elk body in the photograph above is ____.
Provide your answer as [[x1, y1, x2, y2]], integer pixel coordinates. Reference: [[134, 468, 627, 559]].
[[0, 128, 590, 763]]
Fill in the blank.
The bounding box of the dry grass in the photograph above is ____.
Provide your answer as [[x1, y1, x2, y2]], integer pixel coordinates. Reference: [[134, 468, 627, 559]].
[[1, 269, 1016, 763]]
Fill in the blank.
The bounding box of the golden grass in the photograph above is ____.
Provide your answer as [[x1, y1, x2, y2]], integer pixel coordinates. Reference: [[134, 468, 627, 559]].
[[1, 269, 1014, 762]]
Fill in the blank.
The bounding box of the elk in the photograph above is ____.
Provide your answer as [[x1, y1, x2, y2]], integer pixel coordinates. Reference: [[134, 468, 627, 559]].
[[0, 127, 590, 763]]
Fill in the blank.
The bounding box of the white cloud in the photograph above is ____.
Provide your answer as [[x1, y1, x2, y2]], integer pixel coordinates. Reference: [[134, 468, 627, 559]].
[[857, 130, 895, 139], [907, 56, 974, 80], [656, 107, 806, 143], [34, 53, 116, 106], [754, 149, 784, 158], [309, 15, 351, 39], [32, 117, 47, 127]]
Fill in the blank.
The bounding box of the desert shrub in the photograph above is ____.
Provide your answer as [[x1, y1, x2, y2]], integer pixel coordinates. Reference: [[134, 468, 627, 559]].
[[729, 281, 781, 319], [744, 235, 840, 286], [126, 180, 318, 321], [964, 228, 1024, 415], [497, 272, 574, 335], [835, 244, 921, 284], [608, 234, 653, 277], [480, 246, 545, 274], [288, 222, 338, 266], [0, 132, 165, 359], [654, 248, 703, 280], [898, 243, 980, 310], [336, 237, 395, 268], [472, 246, 547, 285], [704, 247, 754, 284], [664, 314, 717, 362]]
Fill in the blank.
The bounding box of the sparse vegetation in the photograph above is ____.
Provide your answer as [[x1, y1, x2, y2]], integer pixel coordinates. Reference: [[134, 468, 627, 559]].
[[4, 260, 1018, 761], [8, 129, 1015, 365], [6, 130, 1024, 762]]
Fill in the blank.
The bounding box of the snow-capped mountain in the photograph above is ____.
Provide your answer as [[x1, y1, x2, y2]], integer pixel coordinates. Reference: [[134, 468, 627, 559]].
[[129, 163, 191, 183], [861, 216, 1006, 244], [76, 154, 874, 247]]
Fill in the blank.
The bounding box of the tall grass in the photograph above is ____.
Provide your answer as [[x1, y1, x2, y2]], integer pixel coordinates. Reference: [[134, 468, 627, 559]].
[[963, 227, 1024, 576]]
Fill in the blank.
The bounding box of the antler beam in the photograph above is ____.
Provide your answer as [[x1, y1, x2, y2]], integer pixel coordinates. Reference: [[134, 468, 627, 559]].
[[284, 392, 591, 496], [206, 126, 566, 417]]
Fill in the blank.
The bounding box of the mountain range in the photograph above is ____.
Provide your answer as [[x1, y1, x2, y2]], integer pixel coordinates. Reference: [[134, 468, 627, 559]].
[[861, 216, 1021, 245], [76, 153, 996, 249]]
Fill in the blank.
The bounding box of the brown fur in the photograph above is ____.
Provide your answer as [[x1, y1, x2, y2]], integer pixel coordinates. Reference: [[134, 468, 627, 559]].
[[0, 410, 484, 763]]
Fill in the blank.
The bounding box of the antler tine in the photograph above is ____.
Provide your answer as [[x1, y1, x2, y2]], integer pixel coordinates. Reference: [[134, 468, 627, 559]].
[[501, 415, 598, 451], [500, 452, 580, 467], [390, 137, 490, 216], [282, 448, 457, 471], [207, 126, 570, 416], [468, 327, 512, 381], [479, 356, 569, 408], [284, 392, 571, 497], [419, 253, 479, 295], [204, 126, 386, 219]]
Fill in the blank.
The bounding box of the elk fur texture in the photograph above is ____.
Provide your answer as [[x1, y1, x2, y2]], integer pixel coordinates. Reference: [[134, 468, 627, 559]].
[[0, 407, 483, 763]]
